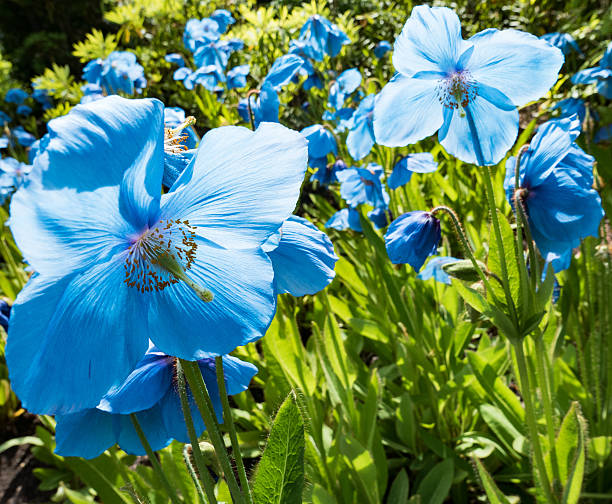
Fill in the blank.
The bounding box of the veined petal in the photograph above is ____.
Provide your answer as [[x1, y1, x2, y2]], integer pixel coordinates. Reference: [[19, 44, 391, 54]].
[[467, 29, 564, 106], [31, 96, 165, 192], [393, 5, 469, 76], [6, 259, 149, 415], [161, 122, 307, 249], [439, 93, 518, 165], [148, 236, 276, 358], [373, 75, 444, 147]]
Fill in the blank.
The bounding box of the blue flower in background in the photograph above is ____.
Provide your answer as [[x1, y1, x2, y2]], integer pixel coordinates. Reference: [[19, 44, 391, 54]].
[[32, 89, 52, 110], [551, 97, 586, 122], [211, 9, 235, 34], [323, 107, 355, 133], [374, 41, 392, 59], [384, 211, 441, 271], [312, 158, 346, 185], [417, 256, 460, 284], [337, 164, 389, 209], [165, 53, 185, 67], [298, 15, 350, 61], [326, 207, 363, 232], [55, 346, 256, 459], [504, 115, 604, 271], [346, 94, 376, 160], [238, 82, 280, 127], [0, 137, 8, 149], [163, 107, 198, 188], [0, 111, 10, 124], [0, 157, 32, 203], [368, 207, 391, 229], [374, 5, 564, 165], [289, 41, 323, 90], [227, 64, 250, 89], [327, 68, 362, 110], [16, 105, 32, 116], [388, 153, 439, 189], [572, 42, 612, 99], [594, 125, 611, 143], [301, 124, 337, 169], [264, 54, 304, 91], [265, 216, 338, 296], [11, 126, 36, 147], [83, 51, 147, 96], [184, 18, 221, 52], [6, 96, 307, 415], [0, 300, 10, 332], [540, 33, 582, 56], [80, 83, 104, 104], [5, 88, 28, 104]]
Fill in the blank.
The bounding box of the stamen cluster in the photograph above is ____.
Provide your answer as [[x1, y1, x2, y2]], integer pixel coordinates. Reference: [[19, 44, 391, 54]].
[[437, 71, 477, 110]]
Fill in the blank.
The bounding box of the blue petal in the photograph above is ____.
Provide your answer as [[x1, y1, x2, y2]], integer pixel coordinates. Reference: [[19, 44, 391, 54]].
[[368, 208, 390, 229], [439, 92, 519, 165], [268, 216, 338, 296], [347, 120, 375, 161], [163, 149, 196, 188], [161, 122, 307, 250], [6, 267, 149, 415], [264, 54, 304, 91], [98, 352, 173, 414], [300, 125, 337, 158], [55, 409, 115, 459], [218, 355, 258, 395], [254, 83, 280, 126], [393, 5, 469, 76], [467, 29, 564, 106], [325, 208, 362, 232], [147, 237, 276, 358], [337, 68, 362, 95], [116, 404, 172, 454], [384, 211, 441, 271], [373, 75, 443, 147], [417, 256, 460, 285]]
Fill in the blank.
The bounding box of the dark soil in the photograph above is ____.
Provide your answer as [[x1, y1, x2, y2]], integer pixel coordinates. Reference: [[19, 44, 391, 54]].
[[0, 413, 53, 504]]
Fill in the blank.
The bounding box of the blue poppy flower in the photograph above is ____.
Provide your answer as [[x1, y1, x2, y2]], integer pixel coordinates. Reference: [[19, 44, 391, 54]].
[[210, 9, 235, 34], [417, 256, 460, 284], [16, 105, 32, 116], [346, 95, 376, 160], [5, 88, 28, 104], [504, 115, 604, 271], [325, 208, 363, 232], [312, 158, 346, 185], [183, 18, 221, 52], [227, 65, 250, 89], [263, 54, 304, 91], [327, 68, 362, 110], [55, 346, 257, 459], [368, 207, 391, 229], [32, 89, 52, 110], [264, 216, 337, 296], [0, 157, 31, 203], [594, 125, 611, 143], [551, 97, 586, 122], [0, 300, 10, 332], [337, 164, 390, 209], [187, 65, 226, 91], [238, 82, 280, 128], [572, 42, 612, 99], [6, 96, 307, 415], [80, 83, 104, 104], [11, 126, 36, 147], [0, 110, 10, 124], [374, 41, 392, 59], [83, 52, 147, 96], [540, 33, 582, 56], [165, 53, 185, 67], [163, 107, 198, 188], [298, 15, 350, 61], [301, 124, 337, 167], [323, 107, 355, 133], [388, 153, 439, 189], [384, 211, 441, 271], [374, 5, 564, 166]]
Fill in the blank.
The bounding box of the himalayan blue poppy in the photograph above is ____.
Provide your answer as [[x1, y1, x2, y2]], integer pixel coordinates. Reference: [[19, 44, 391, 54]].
[[417, 256, 460, 284], [572, 42, 612, 99], [4, 88, 28, 104], [298, 15, 350, 61], [384, 211, 441, 271], [388, 153, 439, 189], [540, 33, 582, 56], [374, 41, 392, 59], [325, 207, 363, 232], [346, 95, 376, 160], [312, 158, 346, 185], [227, 65, 250, 89], [337, 164, 390, 209]]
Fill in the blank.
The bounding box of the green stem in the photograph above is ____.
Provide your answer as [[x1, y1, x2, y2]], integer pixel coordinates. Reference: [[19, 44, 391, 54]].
[[215, 356, 253, 504], [512, 342, 556, 503], [176, 361, 218, 504], [182, 445, 209, 504], [180, 359, 246, 504], [129, 414, 183, 504]]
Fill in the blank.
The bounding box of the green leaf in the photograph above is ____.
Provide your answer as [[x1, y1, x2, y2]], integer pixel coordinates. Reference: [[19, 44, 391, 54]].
[[253, 392, 305, 504], [442, 259, 488, 282], [416, 458, 454, 504], [479, 404, 527, 456], [0, 436, 44, 454], [387, 470, 410, 504], [556, 403, 586, 504], [338, 434, 379, 504], [473, 458, 511, 504]]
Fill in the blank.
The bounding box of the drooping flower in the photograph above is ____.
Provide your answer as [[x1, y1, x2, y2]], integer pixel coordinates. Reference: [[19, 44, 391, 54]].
[[210, 9, 235, 34], [238, 82, 280, 127], [540, 33, 581, 56], [6, 96, 307, 415], [300, 124, 337, 171], [264, 216, 337, 296], [4, 88, 28, 104], [374, 41, 392, 59], [327, 69, 362, 110], [325, 207, 363, 232], [368, 207, 391, 229], [504, 115, 604, 271], [183, 18, 221, 53], [298, 15, 350, 61], [417, 256, 460, 284], [388, 153, 439, 189], [16, 105, 32, 116], [55, 346, 257, 459], [572, 42, 612, 99], [346, 95, 376, 160], [311, 158, 346, 186], [374, 5, 564, 165], [337, 164, 389, 209], [227, 64, 250, 89], [83, 51, 147, 96], [594, 124, 611, 143], [384, 211, 441, 271]]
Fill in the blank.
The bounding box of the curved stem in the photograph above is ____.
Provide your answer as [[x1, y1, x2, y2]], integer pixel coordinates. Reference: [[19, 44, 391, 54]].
[[129, 414, 183, 504], [176, 361, 218, 504], [246, 89, 259, 131], [180, 359, 246, 504], [512, 342, 556, 503], [182, 445, 209, 504], [215, 356, 253, 504]]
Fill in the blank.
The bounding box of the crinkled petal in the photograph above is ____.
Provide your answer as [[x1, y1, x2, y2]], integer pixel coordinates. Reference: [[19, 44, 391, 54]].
[[6, 261, 149, 415], [467, 29, 564, 106], [374, 75, 444, 147], [162, 122, 307, 249]]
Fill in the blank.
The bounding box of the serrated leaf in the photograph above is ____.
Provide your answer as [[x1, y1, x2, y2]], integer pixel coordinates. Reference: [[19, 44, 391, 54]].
[[253, 392, 305, 504]]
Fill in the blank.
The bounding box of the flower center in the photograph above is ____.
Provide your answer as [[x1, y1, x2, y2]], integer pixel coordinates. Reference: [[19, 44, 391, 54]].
[[164, 116, 196, 154], [437, 71, 477, 114], [123, 218, 212, 301]]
